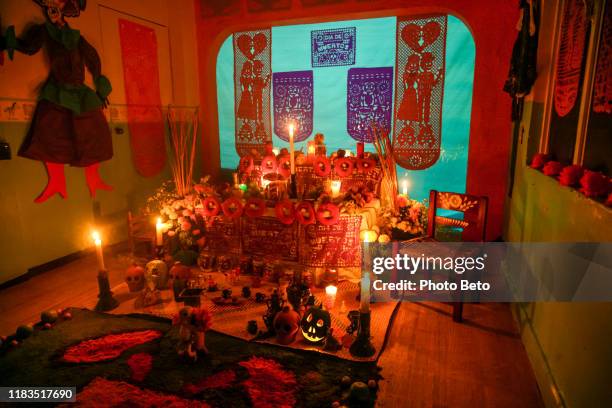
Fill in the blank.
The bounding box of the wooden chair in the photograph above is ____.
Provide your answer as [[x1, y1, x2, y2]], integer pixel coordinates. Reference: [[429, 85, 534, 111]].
[[127, 211, 156, 257], [425, 190, 488, 322]]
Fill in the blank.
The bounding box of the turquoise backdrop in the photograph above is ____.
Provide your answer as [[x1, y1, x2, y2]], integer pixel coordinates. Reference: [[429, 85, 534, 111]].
[[216, 16, 474, 202]]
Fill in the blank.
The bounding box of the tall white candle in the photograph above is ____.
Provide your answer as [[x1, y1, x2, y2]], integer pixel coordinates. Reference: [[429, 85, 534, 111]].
[[360, 235, 371, 313], [401, 178, 409, 196], [288, 123, 295, 174], [92, 231, 106, 271], [325, 285, 338, 310], [155, 217, 163, 246], [360, 271, 370, 313]]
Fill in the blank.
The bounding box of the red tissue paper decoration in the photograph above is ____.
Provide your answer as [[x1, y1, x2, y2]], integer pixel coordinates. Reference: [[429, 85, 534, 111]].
[[63, 330, 162, 363], [233, 29, 272, 157], [542, 161, 563, 176], [529, 153, 549, 169], [554, 0, 588, 117], [393, 14, 447, 170], [592, 4, 612, 114], [579, 170, 610, 198], [127, 352, 153, 382], [239, 357, 297, 408], [559, 164, 584, 186], [119, 19, 166, 178]]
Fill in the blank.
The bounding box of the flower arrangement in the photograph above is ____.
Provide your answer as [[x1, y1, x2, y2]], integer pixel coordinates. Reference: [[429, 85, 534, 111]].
[[529, 154, 611, 205], [376, 195, 427, 241]]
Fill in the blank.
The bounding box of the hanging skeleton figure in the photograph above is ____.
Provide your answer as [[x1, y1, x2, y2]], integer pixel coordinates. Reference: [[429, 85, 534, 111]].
[[0, 0, 113, 203]]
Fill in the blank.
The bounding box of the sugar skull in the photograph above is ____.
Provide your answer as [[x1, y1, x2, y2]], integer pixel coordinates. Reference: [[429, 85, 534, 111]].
[[300, 305, 331, 344], [125, 264, 145, 292], [273, 306, 301, 345], [145, 259, 169, 289]]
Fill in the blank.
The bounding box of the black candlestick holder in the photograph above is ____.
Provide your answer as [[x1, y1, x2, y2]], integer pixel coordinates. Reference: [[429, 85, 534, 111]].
[[95, 269, 119, 311], [349, 311, 376, 357], [289, 173, 297, 199]]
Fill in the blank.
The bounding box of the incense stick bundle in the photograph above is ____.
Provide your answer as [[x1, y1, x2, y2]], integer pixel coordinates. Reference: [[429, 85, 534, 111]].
[[369, 123, 398, 211], [167, 106, 199, 197]]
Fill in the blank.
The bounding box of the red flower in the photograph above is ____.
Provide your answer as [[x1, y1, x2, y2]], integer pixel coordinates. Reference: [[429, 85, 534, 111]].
[[530, 153, 549, 170], [580, 170, 610, 198], [295, 201, 316, 225], [542, 161, 563, 177], [313, 157, 331, 177], [244, 198, 266, 218], [222, 197, 244, 219], [202, 196, 221, 217], [261, 155, 277, 175], [356, 158, 377, 173], [277, 155, 291, 178], [606, 192, 612, 207], [274, 200, 295, 225], [396, 195, 409, 208], [316, 203, 340, 226], [333, 157, 354, 177], [559, 165, 583, 186]]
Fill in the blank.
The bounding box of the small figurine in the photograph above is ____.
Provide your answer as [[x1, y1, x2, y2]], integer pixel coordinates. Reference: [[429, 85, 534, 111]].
[[263, 289, 284, 334], [247, 320, 258, 335], [323, 328, 342, 352], [137, 276, 161, 308], [173, 306, 212, 361], [242, 286, 252, 298], [207, 275, 218, 292]]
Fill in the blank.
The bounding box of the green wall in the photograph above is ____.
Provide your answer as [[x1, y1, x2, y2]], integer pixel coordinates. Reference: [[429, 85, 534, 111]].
[[505, 101, 612, 407], [0, 121, 172, 284]]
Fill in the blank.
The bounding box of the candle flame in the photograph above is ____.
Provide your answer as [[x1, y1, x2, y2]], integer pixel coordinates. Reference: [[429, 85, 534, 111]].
[[91, 230, 101, 244], [156, 217, 162, 226]]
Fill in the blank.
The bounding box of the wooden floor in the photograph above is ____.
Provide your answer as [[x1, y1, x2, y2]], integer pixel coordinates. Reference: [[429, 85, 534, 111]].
[[0, 250, 543, 408]]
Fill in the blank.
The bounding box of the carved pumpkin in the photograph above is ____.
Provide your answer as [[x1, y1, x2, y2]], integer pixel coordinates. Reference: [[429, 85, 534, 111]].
[[273, 306, 301, 345], [145, 260, 169, 289], [125, 264, 145, 292], [301, 306, 331, 343]]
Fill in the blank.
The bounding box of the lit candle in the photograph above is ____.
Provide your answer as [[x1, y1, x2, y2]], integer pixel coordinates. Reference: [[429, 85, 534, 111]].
[[307, 141, 315, 157], [272, 148, 280, 156], [331, 180, 342, 198], [155, 217, 163, 246], [401, 178, 410, 196], [325, 285, 338, 310], [288, 123, 295, 174], [92, 231, 106, 271], [345, 150, 352, 157]]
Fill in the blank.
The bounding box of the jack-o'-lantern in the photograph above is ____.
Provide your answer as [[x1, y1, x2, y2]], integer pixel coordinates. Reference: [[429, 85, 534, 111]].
[[145, 259, 169, 289], [125, 264, 145, 292], [273, 306, 301, 345], [301, 306, 331, 343]]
